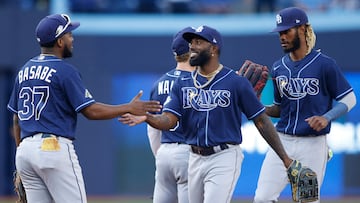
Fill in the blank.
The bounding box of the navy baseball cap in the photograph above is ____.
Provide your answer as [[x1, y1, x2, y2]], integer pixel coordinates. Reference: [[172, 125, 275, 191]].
[[171, 27, 193, 56], [35, 14, 80, 45], [272, 7, 308, 32], [183, 25, 222, 51]]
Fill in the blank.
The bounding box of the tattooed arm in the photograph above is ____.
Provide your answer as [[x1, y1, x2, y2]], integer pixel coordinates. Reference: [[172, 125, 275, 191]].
[[253, 112, 292, 168], [146, 112, 179, 131]]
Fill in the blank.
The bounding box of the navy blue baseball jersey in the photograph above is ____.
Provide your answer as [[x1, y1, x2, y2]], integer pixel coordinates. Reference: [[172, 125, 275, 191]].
[[163, 66, 265, 147], [7, 55, 95, 140], [150, 68, 191, 143], [271, 50, 353, 136]]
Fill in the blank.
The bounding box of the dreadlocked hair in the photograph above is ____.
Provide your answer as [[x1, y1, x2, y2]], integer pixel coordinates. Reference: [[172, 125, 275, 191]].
[[305, 23, 316, 55]]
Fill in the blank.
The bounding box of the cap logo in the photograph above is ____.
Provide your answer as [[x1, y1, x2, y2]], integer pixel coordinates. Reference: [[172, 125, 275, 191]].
[[212, 38, 217, 44], [195, 26, 204, 33], [276, 14, 282, 25], [55, 25, 64, 36], [295, 19, 300, 23], [54, 14, 71, 38]]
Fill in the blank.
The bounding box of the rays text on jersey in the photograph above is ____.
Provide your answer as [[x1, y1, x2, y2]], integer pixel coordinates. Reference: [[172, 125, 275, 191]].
[[182, 87, 230, 111], [276, 76, 319, 99], [18, 65, 57, 84]]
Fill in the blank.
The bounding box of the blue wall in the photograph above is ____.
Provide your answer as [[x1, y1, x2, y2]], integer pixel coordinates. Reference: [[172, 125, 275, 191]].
[[1, 8, 360, 198]]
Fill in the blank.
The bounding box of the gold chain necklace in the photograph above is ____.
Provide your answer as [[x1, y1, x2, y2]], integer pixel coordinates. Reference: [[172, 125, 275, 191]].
[[192, 64, 223, 89]]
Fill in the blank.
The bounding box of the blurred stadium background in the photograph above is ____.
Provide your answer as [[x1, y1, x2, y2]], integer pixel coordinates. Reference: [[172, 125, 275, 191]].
[[1, 0, 360, 201]]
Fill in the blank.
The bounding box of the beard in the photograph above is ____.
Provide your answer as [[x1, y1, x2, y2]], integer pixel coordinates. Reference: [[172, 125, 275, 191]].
[[283, 31, 301, 53], [190, 48, 211, 67], [62, 44, 73, 58]]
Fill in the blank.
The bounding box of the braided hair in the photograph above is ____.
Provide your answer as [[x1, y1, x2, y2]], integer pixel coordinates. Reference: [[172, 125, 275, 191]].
[[305, 24, 316, 54]]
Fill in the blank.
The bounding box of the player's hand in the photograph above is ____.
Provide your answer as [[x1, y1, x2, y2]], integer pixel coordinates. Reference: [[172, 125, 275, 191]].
[[118, 113, 147, 126], [129, 90, 162, 115], [305, 116, 329, 132]]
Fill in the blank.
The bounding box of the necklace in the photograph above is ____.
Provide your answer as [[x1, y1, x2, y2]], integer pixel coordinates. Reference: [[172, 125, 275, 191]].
[[192, 64, 223, 89]]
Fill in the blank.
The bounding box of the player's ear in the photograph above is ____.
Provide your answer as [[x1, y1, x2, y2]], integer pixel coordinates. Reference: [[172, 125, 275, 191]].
[[54, 38, 62, 48], [298, 25, 306, 34], [210, 45, 215, 55], [211, 45, 220, 56]]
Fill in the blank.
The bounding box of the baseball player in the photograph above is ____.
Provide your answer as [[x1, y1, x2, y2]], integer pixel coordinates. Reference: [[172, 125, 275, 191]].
[[143, 25, 295, 203], [7, 13, 161, 203], [253, 7, 357, 202], [120, 27, 195, 203]]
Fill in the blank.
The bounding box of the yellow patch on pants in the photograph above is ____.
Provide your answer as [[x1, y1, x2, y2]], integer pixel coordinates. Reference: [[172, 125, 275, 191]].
[[41, 137, 60, 151]]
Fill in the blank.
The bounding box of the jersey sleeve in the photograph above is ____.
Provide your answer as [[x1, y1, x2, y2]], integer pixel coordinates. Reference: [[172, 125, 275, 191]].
[[270, 61, 282, 105], [62, 65, 95, 112], [162, 77, 182, 118], [237, 77, 265, 120], [324, 57, 353, 101]]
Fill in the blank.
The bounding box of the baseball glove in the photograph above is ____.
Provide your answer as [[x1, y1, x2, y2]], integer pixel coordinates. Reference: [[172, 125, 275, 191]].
[[13, 170, 27, 203], [238, 60, 269, 99], [287, 160, 319, 202]]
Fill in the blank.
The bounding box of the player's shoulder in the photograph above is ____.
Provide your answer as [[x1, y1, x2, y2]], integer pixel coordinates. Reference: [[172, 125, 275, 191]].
[[221, 66, 247, 81], [313, 50, 336, 63], [153, 68, 178, 83], [307, 50, 339, 71], [30, 55, 78, 72]]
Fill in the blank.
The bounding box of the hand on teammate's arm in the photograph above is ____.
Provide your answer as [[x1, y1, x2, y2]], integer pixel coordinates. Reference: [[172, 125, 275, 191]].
[[253, 112, 293, 168]]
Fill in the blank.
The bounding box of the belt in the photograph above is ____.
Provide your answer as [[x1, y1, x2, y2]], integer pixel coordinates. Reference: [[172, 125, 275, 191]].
[[163, 142, 186, 144], [191, 144, 229, 156], [29, 133, 73, 141], [40, 133, 55, 138]]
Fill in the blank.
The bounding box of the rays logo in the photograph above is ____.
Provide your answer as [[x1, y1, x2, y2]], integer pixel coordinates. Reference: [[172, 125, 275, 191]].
[[276, 76, 319, 99], [182, 87, 230, 111], [195, 26, 204, 33], [276, 14, 282, 24]]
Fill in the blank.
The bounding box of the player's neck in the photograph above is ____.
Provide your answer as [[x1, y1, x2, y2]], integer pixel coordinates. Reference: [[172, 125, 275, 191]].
[[176, 61, 195, 72], [289, 44, 308, 61], [41, 47, 64, 59], [198, 60, 222, 76], [290, 50, 307, 61], [198, 63, 223, 78]]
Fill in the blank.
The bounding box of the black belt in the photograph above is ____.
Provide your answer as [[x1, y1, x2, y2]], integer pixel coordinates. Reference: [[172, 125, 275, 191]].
[[163, 142, 186, 144], [191, 144, 229, 156]]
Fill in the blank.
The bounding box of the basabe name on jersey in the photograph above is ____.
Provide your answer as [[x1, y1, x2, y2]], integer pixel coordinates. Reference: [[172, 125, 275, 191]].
[[18, 65, 57, 84]]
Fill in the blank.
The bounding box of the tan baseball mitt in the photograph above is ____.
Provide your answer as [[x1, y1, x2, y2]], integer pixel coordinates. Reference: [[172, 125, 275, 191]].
[[13, 170, 27, 203]]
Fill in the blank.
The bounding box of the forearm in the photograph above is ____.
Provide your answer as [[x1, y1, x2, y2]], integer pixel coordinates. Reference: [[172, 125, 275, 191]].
[[146, 112, 177, 131], [82, 102, 130, 120], [12, 114, 21, 147], [322, 91, 356, 121], [254, 113, 292, 168], [265, 104, 281, 118]]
